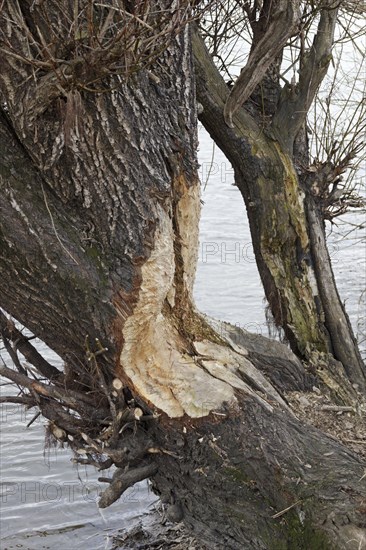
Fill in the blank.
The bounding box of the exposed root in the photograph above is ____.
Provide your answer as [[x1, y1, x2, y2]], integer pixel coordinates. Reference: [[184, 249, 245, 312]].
[[98, 463, 158, 509]]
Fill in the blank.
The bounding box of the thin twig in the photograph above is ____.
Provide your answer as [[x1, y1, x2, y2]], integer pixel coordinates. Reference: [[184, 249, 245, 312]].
[[271, 499, 301, 519]]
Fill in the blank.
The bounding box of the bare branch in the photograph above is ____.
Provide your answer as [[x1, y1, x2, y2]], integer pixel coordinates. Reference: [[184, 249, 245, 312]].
[[0, 395, 36, 406], [272, 3, 338, 149], [0, 363, 108, 420], [0, 310, 62, 381], [340, 0, 366, 14], [223, 0, 301, 127], [193, 27, 260, 138]]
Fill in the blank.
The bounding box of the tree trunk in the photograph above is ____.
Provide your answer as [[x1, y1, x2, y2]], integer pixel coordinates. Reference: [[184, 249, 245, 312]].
[[0, 4, 365, 549], [193, 27, 366, 395]]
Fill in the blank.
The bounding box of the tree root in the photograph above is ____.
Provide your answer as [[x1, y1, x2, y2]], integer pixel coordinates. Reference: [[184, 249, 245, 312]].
[[98, 463, 158, 508]]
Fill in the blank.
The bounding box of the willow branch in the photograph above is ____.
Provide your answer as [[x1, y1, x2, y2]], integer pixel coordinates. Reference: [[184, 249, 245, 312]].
[[1, 333, 28, 377], [0, 310, 62, 381], [0, 363, 108, 420], [40, 398, 96, 435], [193, 28, 261, 147], [0, 395, 36, 406], [272, 4, 339, 150], [223, 0, 301, 127]]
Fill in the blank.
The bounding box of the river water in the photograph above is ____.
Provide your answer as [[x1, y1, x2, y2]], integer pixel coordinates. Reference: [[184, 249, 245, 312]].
[[1, 126, 365, 549]]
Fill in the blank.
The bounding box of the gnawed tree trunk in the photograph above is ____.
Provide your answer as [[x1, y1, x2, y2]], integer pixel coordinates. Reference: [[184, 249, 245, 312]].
[[0, 3, 365, 549]]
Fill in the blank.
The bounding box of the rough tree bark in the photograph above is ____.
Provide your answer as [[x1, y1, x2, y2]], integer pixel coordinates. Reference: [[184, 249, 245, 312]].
[[0, 2, 365, 549]]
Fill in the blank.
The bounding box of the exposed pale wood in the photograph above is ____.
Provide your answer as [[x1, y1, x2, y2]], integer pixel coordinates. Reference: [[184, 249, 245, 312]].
[[320, 405, 355, 412]]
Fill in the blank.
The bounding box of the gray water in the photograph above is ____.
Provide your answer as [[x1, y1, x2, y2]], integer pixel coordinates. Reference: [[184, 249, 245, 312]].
[[1, 126, 365, 549]]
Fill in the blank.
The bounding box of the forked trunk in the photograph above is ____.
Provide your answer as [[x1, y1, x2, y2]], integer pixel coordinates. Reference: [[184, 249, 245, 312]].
[[193, 29, 366, 396]]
